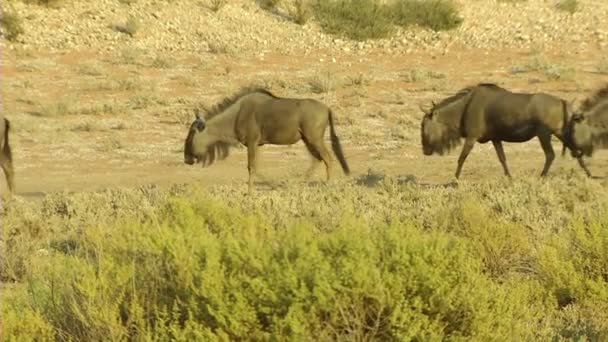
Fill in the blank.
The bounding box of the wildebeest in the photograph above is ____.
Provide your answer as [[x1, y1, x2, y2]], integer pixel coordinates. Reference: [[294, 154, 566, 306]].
[[562, 84, 608, 175], [184, 87, 351, 192], [0, 114, 15, 194], [420, 83, 590, 179]]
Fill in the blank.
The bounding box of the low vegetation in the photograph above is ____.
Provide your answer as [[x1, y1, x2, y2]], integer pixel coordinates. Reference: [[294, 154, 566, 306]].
[[313, 0, 462, 41], [510, 55, 575, 81], [2, 175, 608, 340]]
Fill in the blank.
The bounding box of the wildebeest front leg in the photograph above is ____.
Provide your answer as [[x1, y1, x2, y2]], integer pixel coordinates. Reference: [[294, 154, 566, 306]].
[[538, 134, 555, 177], [576, 156, 592, 177], [455, 138, 476, 179], [492, 140, 511, 177], [246, 142, 258, 193]]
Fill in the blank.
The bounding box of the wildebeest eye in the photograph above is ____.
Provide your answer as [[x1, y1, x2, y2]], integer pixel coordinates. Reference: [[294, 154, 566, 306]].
[[195, 120, 205, 131], [572, 114, 584, 122]]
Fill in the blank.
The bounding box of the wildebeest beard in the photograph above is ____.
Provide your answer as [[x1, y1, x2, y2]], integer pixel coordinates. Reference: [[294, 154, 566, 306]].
[[184, 129, 232, 167], [421, 117, 462, 155]]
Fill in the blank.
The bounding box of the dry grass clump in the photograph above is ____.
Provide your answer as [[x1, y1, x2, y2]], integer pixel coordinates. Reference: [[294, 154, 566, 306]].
[[2, 174, 608, 340]]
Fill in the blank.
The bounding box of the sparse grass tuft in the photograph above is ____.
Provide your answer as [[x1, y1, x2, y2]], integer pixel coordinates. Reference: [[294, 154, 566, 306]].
[[497, 0, 527, 3], [402, 68, 446, 82], [1, 11, 24, 42], [118, 0, 137, 4], [555, 0, 579, 14], [258, 0, 281, 10], [596, 58, 608, 75], [209, 0, 226, 12], [309, 72, 337, 93], [510, 55, 575, 81], [151, 56, 175, 69], [117, 47, 143, 65]]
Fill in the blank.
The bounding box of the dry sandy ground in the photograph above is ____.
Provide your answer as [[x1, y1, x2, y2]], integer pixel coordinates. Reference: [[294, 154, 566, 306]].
[[1, 45, 608, 199]]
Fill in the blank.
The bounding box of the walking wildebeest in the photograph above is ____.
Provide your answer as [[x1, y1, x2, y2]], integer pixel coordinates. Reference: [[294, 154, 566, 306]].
[[562, 84, 608, 176], [183, 87, 351, 192], [0, 114, 15, 195], [420, 83, 590, 179]]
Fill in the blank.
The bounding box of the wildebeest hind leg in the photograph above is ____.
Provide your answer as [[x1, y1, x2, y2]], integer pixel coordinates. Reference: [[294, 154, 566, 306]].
[[303, 141, 323, 180], [492, 140, 511, 177], [538, 134, 555, 177], [455, 138, 476, 179], [308, 140, 333, 181]]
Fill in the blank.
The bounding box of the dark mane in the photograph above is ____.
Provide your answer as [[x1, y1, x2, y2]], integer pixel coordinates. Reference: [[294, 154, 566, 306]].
[[580, 84, 608, 112], [202, 86, 278, 120], [431, 83, 501, 111]]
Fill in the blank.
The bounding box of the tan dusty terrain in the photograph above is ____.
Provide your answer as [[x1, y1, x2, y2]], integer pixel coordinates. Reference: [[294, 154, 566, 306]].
[[1, 0, 608, 199]]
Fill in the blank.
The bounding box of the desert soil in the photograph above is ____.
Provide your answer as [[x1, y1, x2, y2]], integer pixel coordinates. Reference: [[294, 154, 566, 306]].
[[1, 0, 608, 199]]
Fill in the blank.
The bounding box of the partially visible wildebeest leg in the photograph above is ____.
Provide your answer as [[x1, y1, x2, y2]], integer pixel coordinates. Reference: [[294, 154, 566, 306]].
[[492, 140, 511, 178], [303, 141, 323, 180], [0, 155, 13, 194], [246, 139, 259, 194], [576, 156, 592, 177], [538, 133, 555, 177], [455, 138, 476, 179], [307, 139, 333, 181]]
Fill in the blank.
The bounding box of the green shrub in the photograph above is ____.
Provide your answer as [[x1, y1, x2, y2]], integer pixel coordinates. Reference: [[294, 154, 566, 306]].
[[391, 0, 463, 32], [313, 0, 394, 41], [0, 11, 24, 42], [2, 177, 608, 340]]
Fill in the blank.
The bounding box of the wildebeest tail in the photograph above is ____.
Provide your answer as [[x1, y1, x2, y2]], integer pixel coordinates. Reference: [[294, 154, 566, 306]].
[[328, 109, 350, 175], [3, 118, 12, 162], [560, 99, 571, 157]]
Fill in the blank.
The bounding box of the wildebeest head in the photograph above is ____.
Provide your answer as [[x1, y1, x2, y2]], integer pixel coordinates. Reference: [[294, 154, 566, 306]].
[[184, 112, 207, 165], [419, 101, 462, 156], [183, 110, 232, 167], [567, 113, 594, 157]]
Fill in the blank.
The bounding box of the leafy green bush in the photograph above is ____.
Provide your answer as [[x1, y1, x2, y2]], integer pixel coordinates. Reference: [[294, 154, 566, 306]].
[[2, 175, 608, 340]]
